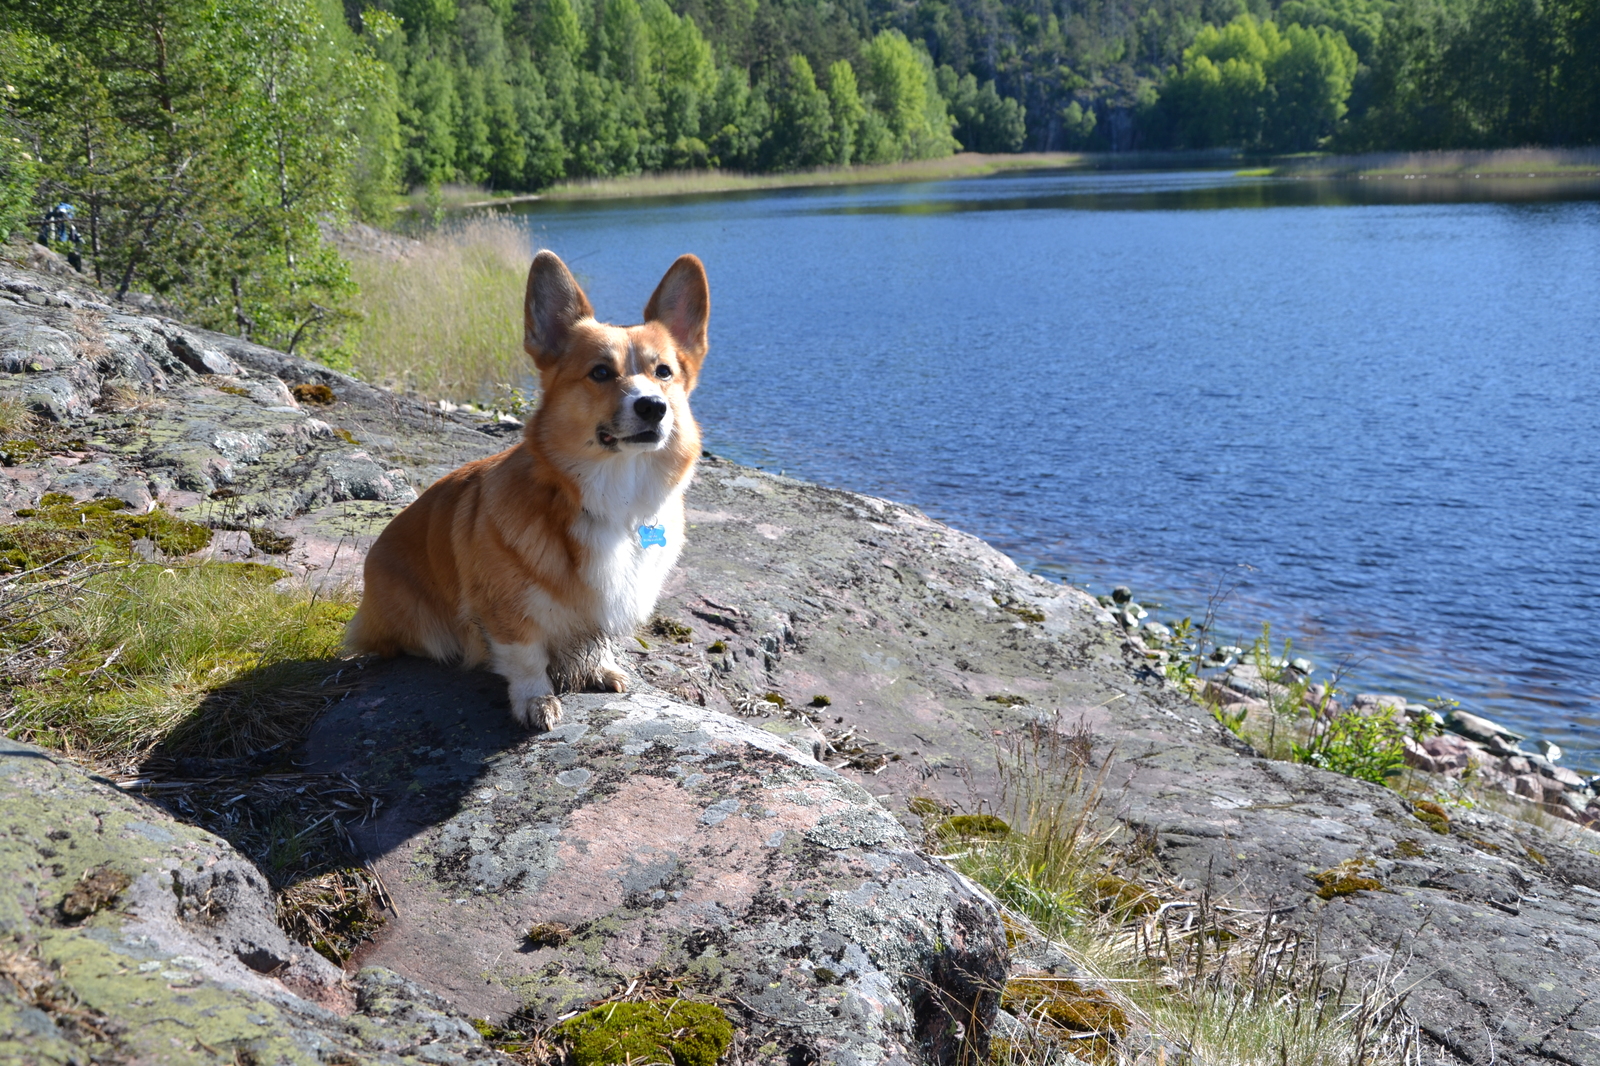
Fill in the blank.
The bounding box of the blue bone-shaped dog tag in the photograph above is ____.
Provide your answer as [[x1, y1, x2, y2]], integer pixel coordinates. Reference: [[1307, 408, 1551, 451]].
[[638, 524, 668, 548]]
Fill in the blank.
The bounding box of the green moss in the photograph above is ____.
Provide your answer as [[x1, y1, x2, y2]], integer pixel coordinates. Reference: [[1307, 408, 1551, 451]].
[[993, 594, 1046, 623], [707, 640, 727, 653], [985, 693, 1030, 707], [1392, 838, 1425, 859], [555, 1000, 732, 1066], [247, 528, 295, 555], [0, 494, 212, 571], [907, 795, 950, 819], [936, 814, 1011, 840], [59, 865, 132, 921], [1092, 873, 1158, 916], [650, 616, 694, 643], [292, 383, 337, 405], [525, 921, 573, 948], [216, 385, 252, 397], [334, 427, 360, 445], [1310, 860, 1383, 900], [1413, 800, 1451, 835], [809, 694, 831, 707], [1004, 973, 1132, 1037], [209, 562, 288, 584], [0, 438, 41, 465]]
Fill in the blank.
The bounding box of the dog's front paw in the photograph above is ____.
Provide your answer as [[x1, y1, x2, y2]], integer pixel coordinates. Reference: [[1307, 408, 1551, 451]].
[[512, 693, 564, 732], [597, 665, 627, 693]]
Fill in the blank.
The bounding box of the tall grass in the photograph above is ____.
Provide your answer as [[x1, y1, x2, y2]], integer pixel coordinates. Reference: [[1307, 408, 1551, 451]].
[[347, 214, 533, 405], [939, 714, 1417, 1065], [3, 559, 354, 762]]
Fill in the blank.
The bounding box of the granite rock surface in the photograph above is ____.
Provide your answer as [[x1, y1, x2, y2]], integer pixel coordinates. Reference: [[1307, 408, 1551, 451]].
[[0, 737, 510, 1065]]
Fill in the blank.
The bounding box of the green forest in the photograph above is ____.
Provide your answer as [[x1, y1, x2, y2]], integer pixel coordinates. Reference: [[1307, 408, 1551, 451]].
[[1, 0, 1596, 355]]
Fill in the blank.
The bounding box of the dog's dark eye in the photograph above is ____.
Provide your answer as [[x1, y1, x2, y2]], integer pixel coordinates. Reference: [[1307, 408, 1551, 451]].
[[654, 364, 673, 379], [589, 365, 614, 382]]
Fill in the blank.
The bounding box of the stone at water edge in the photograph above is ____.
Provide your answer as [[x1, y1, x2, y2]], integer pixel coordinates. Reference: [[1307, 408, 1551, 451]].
[[1111, 585, 1132, 604], [1446, 709, 1524, 744], [302, 662, 1009, 1066], [1537, 739, 1563, 762]]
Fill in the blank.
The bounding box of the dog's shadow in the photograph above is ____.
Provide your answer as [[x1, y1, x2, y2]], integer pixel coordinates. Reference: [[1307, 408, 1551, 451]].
[[130, 654, 615, 908], [294, 655, 638, 861]]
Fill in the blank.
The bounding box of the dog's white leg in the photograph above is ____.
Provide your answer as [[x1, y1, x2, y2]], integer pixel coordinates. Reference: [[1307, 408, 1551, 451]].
[[491, 641, 563, 731], [592, 640, 628, 693]]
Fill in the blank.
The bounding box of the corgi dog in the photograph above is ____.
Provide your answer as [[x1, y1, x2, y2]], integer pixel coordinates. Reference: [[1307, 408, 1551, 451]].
[[345, 250, 708, 731]]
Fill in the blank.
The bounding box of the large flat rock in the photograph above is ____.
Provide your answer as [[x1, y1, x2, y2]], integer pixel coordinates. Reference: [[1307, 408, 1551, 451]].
[[302, 663, 1006, 1066]]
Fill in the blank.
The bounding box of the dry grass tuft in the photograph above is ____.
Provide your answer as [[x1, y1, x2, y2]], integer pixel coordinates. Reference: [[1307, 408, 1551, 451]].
[[939, 713, 1419, 1065], [347, 214, 532, 404], [0, 393, 34, 437]]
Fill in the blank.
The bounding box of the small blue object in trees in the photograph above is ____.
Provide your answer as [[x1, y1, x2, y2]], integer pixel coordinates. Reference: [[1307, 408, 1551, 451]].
[[638, 524, 667, 548]]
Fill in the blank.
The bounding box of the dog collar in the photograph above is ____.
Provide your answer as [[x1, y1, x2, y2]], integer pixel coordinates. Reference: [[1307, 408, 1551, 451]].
[[638, 524, 667, 548]]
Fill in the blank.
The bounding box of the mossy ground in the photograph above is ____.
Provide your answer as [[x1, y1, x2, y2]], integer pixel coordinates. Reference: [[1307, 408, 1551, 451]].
[[1, 492, 212, 573], [1310, 858, 1383, 900], [554, 1001, 732, 1066], [1, 488, 374, 963]]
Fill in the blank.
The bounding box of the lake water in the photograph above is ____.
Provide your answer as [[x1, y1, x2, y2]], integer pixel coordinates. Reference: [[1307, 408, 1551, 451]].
[[511, 169, 1600, 768]]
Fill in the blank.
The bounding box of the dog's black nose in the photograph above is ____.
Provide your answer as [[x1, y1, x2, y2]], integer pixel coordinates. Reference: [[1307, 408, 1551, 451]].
[[634, 396, 667, 425]]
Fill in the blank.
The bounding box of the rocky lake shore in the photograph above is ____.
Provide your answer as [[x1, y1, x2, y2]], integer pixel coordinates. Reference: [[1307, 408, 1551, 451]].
[[2, 248, 1599, 1065]]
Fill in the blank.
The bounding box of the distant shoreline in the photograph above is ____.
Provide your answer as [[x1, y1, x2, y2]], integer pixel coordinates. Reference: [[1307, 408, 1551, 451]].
[[1263, 146, 1600, 179], [399, 146, 1600, 213], [400, 150, 1239, 211]]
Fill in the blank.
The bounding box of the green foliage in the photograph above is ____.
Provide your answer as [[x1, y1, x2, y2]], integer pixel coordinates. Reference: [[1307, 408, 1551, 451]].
[[1160, 14, 1359, 150], [555, 1001, 732, 1066], [0, 36, 41, 244], [940, 67, 1027, 153], [6, 0, 384, 360], [1350, 0, 1600, 147], [862, 30, 960, 161], [1292, 705, 1409, 784]]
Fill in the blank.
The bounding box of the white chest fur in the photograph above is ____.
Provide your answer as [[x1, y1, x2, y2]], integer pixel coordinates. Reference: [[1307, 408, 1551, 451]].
[[575, 491, 685, 636]]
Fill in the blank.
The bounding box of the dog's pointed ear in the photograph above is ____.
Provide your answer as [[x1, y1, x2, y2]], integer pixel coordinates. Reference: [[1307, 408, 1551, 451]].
[[643, 254, 709, 377], [524, 250, 593, 370]]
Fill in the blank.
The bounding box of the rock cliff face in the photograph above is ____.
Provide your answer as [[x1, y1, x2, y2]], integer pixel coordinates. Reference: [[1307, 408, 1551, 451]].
[[3, 254, 1600, 1066]]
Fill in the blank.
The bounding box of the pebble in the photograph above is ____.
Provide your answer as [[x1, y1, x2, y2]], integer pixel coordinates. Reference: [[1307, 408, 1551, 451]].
[[1141, 621, 1172, 644], [1537, 739, 1562, 762], [1289, 657, 1313, 675], [1111, 585, 1132, 604]]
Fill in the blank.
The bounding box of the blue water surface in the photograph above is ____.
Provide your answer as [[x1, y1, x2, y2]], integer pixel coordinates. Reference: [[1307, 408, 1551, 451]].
[[510, 170, 1600, 766]]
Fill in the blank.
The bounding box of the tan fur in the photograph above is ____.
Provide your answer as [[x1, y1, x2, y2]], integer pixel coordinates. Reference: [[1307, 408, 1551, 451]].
[[345, 251, 710, 730]]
